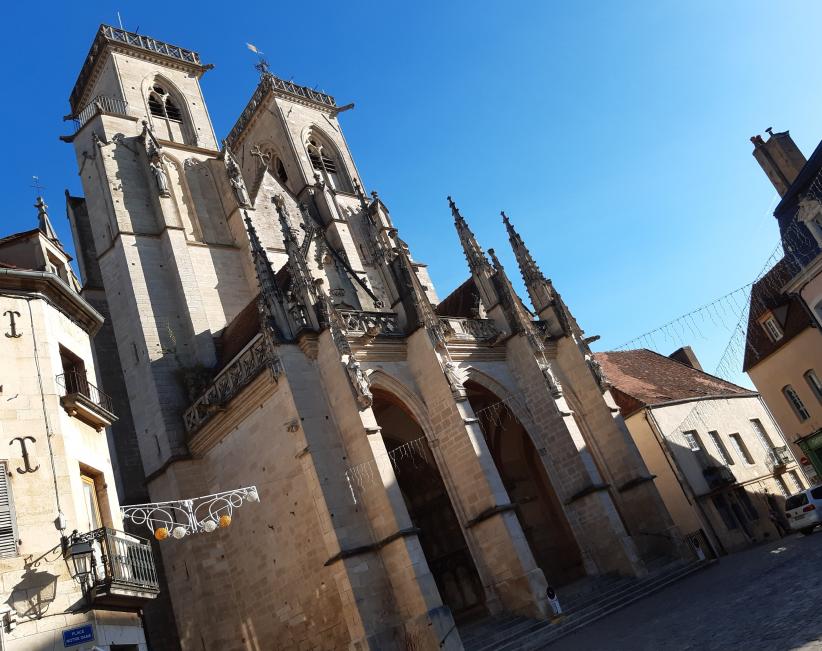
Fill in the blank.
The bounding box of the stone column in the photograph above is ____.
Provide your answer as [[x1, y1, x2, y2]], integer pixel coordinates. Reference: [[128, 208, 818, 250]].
[[406, 328, 550, 619]]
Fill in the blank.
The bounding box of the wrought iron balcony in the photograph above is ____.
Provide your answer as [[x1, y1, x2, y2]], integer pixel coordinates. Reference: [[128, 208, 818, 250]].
[[183, 334, 280, 435], [440, 317, 499, 342], [57, 371, 116, 431], [69, 528, 160, 608], [70, 95, 129, 133], [702, 465, 736, 491], [766, 445, 793, 471]]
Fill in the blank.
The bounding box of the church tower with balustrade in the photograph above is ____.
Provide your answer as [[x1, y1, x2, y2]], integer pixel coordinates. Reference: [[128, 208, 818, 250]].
[[64, 24, 687, 651]]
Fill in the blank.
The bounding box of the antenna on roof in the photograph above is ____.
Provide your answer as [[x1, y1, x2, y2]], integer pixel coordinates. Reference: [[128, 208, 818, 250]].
[[246, 43, 270, 77], [117, 11, 124, 29]]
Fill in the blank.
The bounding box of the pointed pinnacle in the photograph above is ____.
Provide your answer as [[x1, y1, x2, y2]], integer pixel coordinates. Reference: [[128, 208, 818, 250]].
[[447, 196, 463, 222]]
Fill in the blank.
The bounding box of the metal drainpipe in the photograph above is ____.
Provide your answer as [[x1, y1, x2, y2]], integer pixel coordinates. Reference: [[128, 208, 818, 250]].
[[645, 407, 727, 557]]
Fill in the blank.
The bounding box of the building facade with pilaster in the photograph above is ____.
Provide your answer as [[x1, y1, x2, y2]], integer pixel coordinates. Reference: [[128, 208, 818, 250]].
[[0, 203, 158, 650], [63, 24, 696, 650]]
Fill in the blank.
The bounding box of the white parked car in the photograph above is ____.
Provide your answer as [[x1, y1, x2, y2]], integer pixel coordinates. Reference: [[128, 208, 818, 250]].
[[785, 486, 822, 535]]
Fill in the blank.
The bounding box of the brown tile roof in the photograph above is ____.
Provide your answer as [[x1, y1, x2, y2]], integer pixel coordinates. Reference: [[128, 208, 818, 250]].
[[595, 349, 752, 417], [436, 277, 480, 317], [213, 296, 261, 371], [0, 228, 39, 247], [742, 257, 816, 372]]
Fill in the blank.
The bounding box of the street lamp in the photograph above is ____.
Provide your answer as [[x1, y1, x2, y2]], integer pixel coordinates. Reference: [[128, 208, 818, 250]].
[[63, 536, 94, 589]]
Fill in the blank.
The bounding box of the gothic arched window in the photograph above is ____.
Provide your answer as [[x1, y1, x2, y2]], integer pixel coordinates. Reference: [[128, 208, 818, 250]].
[[306, 134, 350, 192], [149, 84, 183, 122]]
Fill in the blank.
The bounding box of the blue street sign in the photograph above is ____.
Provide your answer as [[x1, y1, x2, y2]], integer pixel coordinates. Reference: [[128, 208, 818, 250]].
[[62, 624, 94, 647]]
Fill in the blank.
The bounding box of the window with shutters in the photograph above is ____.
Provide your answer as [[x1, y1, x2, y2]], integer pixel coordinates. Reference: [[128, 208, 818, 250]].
[[0, 462, 19, 557], [306, 133, 350, 192], [783, 385, 810, 422]]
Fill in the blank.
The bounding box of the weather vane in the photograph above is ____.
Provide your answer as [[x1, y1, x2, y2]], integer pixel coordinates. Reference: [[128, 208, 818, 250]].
[[31, 176, 46, 195], [246, 43, 270, 76]]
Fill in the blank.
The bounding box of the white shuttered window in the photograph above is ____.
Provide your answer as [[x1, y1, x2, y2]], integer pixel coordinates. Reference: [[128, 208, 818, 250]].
[[0, 462, 18, 557]]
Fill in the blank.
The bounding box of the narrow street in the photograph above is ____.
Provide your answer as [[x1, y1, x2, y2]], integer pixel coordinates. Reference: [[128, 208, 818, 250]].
[[550, 531, 822, 651]]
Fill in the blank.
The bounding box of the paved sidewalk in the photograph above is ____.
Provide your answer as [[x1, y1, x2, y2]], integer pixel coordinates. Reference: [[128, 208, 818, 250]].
[[549, 531, 822, 651]]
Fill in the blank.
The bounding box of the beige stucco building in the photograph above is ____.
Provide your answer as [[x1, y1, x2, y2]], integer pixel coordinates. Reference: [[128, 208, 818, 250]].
[[55, 24, 707, 650], [0, 203, 158, 649], [598, 347, 806, 556], [746, 130, 822, 483]]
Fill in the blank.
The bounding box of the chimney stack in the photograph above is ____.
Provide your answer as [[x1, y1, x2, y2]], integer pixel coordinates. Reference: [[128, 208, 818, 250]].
[[751, 129, 806, 197], [669, 346, 703, 371]]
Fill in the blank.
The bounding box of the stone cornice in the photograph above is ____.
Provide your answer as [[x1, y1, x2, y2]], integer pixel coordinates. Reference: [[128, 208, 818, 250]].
[[0, 269, 103, 334]]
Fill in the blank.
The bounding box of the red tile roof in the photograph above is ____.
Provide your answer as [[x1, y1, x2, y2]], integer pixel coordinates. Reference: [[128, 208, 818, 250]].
[[742, 257, 816, 371], [595, 349, 752, 417]]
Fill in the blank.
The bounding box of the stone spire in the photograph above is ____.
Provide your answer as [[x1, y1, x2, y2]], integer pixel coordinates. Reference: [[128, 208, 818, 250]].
[[449, 196, 498, 309], [503, 212, 579, 339], [242, 210, 292, 344], [35, 197, 60, 245], [502, 211, 553, 313]]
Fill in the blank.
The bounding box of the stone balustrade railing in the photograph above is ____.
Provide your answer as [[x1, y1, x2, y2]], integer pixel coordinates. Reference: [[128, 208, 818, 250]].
[[440, 317, 499, 342], [339, 310, 402, 337]]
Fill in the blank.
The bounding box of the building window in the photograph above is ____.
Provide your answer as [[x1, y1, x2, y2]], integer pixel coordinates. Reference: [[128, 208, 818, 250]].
[[0, 462, 18, 558], [80, 474, 102, 532], [729, 434, 755, 465], [708, 431, 733, 465], [788, 469, 804, 493], [750, 419, 773, 455], [306, 134, 350, 192], [735, 489, 760, 520], [712, 494, 738, 530], [775, 475, 790, 497], [148, 84, 183, 122], [783, 385, 810, 421], [59, 346, 88, 395], [683, 430, 701, 452], [761, 315, 783, 342], [804, 369, 822, 403]]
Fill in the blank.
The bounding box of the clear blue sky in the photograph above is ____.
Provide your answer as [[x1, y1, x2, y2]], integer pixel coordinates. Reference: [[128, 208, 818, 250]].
[[3, 1, 820, 382]]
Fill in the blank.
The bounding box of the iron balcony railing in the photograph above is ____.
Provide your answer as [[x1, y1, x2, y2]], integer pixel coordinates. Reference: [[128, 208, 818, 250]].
[[70, 95, 129, 132], [56, 370, 115, 414], [766, 445, 793, 471], [77, 528, 160, 595], [702, 465, 736, 491]]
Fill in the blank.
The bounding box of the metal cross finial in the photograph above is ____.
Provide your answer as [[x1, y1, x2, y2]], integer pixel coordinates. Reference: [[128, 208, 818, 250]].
[[246, 43, 271, 77]]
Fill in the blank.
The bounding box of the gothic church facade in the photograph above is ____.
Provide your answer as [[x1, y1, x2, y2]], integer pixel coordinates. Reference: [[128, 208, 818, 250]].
[[64, 24, 687, 650]]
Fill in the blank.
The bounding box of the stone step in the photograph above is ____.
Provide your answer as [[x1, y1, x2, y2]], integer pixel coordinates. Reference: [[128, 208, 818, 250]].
[[493, 560, 712, 651], [463, 560, 710, 651]]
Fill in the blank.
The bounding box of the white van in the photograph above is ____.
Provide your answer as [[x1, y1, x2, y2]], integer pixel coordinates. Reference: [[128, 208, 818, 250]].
[[785, 485, 822, 535]]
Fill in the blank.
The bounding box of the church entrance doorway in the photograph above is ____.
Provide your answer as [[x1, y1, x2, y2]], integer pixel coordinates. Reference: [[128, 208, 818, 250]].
[[466, 381, 586, 587], [371, 390, 486, 619]]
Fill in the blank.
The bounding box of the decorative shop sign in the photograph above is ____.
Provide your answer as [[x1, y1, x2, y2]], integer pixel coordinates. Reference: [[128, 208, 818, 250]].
[[62, 624, 94, 647]]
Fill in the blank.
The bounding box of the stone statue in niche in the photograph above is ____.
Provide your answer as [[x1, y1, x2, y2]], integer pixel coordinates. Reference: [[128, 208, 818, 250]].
[[346, 357, 373, 409], [222, 141, 251, 207], [585, 353, 609, 391], [149, 159, 171, 197], [443, 361, 467, 399]]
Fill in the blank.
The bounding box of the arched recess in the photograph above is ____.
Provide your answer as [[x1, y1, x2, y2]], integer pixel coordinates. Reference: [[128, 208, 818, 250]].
[[254, 140, 292, 191], [163, 154, 203, 242], [302, 126, 352, 193], [142, 75, 197, 146], [368, 371, 487, 620], [464, 369, 586, 587]]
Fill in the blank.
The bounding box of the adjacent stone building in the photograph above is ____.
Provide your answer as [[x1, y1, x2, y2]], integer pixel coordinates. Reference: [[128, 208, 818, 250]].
[[0, 201, 159, 649], [746, 130, 822, 482], [597, 346, 805, 556], [61, 24, 696, 650]]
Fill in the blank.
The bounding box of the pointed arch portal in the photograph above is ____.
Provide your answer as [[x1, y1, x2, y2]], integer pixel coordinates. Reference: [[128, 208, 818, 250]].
[[370, 389, 486, 620], [465, 380, 586, 587]]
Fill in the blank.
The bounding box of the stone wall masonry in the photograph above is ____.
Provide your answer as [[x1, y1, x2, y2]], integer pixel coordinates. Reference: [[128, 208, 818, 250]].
[[405, 328, 549, 619], [314, 332, 459, 649], [552, 337, 681, 563], [503, 332, 643, 578]]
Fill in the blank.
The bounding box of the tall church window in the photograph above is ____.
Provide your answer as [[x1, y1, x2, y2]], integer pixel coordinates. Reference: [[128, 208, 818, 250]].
[[149, 85, 183, 122], [306, 134, 350, 192]]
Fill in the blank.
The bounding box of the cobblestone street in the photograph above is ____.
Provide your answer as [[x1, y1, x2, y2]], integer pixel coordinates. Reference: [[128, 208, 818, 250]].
[[550, 531, 822, 651]]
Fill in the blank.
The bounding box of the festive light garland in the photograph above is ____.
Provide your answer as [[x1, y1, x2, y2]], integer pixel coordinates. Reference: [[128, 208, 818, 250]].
[[121, 486, 260, 541]]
